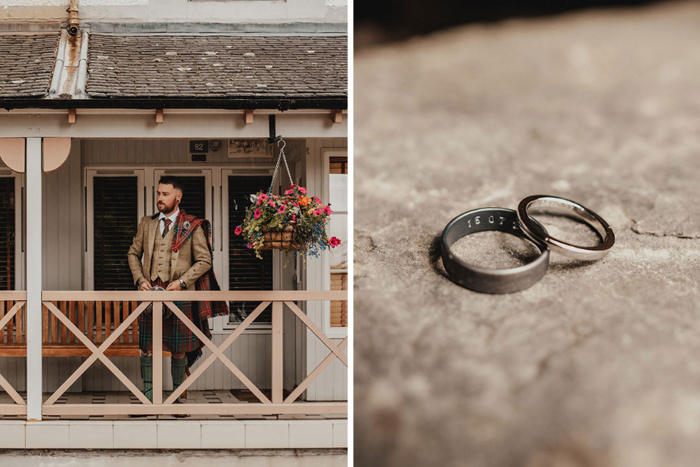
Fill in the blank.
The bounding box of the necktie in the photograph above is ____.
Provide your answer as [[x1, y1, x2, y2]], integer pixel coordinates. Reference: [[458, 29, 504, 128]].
[[162, 218, 172, 238]]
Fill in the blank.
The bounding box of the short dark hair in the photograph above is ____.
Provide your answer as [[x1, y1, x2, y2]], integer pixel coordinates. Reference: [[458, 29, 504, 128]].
[[158, 176, 183, 192]]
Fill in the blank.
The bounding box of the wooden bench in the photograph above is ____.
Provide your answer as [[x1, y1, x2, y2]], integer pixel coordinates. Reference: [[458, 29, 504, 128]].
[[0, 300, 170, 357]]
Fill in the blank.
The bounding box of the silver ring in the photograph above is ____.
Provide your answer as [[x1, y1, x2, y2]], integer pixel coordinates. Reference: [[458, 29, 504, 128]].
[[441, 208, 550, 294], [517, 195, 615, 261]]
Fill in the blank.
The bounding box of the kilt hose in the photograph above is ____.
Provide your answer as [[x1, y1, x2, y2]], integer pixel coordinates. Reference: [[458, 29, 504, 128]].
[[138, 278, 207, 355]]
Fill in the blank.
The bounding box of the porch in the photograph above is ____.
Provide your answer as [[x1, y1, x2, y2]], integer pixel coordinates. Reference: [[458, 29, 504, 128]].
[[0, 27, 348, 453], [0, 290, 347, 449]]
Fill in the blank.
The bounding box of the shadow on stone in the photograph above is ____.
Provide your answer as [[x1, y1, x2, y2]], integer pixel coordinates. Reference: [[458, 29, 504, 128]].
[[428, 233, 451, 280]]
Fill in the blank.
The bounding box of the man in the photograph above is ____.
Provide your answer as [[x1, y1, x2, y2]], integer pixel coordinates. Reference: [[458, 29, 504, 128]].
[[128, 176, 228, 402]]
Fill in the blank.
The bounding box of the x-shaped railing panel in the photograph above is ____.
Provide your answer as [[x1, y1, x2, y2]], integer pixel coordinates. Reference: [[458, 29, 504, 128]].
[[283, 301, 348, 403], [163, 300, 272, 404], [0, 301, 26, 406], [43, 301, 152, 406]]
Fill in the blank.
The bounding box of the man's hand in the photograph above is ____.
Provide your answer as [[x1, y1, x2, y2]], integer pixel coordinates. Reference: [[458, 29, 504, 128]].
[[137, 277, 152, 291], [165, 280, 182, 291]]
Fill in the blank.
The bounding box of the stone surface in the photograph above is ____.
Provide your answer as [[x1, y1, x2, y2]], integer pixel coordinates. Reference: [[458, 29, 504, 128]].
[[354, 2, 700, 466]]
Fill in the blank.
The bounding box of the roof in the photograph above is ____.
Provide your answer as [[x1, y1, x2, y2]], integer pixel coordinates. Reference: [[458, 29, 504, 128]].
[[0, 33, 347, 109], [86, 35, 347, 100], [0, 34, 58, 98]]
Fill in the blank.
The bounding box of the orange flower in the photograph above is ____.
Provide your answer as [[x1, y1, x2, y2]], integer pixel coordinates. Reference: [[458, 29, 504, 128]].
[[298, 196, 310, 206]]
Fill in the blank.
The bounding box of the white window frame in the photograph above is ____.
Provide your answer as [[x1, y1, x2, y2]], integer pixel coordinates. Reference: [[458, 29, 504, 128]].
[[84, 168, 146, 291], [321, 148, 348, 338]]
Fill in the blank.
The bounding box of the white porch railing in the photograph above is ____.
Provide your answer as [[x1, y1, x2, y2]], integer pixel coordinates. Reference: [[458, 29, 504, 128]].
[[0, 290, 347, 418]]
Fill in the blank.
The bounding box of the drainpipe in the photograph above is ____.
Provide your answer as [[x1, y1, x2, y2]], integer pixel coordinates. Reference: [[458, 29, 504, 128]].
[[67, 0, 79, 37], [73, 30, 89, 99]]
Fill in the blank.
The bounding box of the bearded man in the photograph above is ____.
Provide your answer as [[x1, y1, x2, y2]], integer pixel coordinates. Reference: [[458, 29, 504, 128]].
[[127, 176, 228, 402]]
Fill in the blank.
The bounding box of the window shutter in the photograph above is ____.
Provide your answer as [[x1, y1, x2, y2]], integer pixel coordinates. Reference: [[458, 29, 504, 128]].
[[93, 177, 138, 291], [330, 273, 347, 327], [176, 177, 206, 220], [0, 178, 15, 291], [228, 175, 273, 324]]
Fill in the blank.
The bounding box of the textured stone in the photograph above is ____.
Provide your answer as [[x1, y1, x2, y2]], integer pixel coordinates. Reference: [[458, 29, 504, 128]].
[[354, 3, 700, 467]]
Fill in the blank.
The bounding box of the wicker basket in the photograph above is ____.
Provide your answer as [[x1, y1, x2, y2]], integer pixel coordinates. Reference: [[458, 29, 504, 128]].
[[259, 225, 303, 250]]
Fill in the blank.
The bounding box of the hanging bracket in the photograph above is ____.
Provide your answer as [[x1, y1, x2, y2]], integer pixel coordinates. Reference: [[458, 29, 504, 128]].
[[268, 115, 282, 144]]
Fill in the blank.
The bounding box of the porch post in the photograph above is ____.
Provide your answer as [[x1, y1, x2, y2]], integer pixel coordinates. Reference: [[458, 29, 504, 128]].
[[26, 137, 42, 421]]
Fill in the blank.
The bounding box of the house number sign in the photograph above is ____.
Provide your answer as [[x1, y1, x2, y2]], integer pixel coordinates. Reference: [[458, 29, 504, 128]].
[[189, 140, 209, 153]]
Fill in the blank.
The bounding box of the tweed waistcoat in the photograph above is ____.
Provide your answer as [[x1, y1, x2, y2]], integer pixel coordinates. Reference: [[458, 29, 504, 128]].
[[150, 222, 175, 282]]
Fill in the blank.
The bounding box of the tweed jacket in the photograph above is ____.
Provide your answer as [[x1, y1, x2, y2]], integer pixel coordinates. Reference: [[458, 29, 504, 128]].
[[127, 211, 211, 290]]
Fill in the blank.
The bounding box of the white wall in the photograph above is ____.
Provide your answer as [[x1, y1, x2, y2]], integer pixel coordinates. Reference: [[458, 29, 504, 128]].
[[303, 137, 347, 401], [0, 0, 347, 25]]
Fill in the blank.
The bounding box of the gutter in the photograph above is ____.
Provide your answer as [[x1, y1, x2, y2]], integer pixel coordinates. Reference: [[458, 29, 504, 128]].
[[48, 30, 68, 98], [73, 30, 89, 99], [0, 97, 348, 111]]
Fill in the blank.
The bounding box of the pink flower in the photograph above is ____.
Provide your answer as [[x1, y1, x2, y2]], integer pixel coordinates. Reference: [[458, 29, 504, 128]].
[[312, 196, 321, 204], [259, 193, 268, 201], [246, 243, 252, 249], [292, 214, 296, 223], [256, 199, 262, 205], [329, 237, 341, 247], [298, 187, 307, 194], [254, 209, 262, 219], [234, 226, 242, 235], [313, 209, 322, 216], [290, 184, 297, 188], [278, 205, 286, 214], [268, 201, 275, 208], [323, 206, 332, 215], [284, 189, 294, 195]]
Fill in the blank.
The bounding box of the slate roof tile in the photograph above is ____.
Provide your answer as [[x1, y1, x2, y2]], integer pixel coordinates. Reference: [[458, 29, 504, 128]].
[[87, 35, 347, 99], [0, 34, 58, 98]]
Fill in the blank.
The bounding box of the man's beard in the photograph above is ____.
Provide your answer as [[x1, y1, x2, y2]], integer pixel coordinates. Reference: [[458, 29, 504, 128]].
[[157, 199, 178, 214]]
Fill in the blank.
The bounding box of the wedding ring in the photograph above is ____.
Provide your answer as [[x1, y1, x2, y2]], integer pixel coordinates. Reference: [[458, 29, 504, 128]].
[[517, 195, 615, 261], [441, 208, 550, 294]]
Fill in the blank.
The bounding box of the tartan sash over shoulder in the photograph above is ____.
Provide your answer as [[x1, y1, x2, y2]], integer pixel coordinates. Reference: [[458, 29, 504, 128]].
[[171, 209, 230, 321]]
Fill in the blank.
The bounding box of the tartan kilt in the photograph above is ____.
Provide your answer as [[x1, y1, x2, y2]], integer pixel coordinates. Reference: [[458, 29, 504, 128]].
[[138, 278, 209, 354]]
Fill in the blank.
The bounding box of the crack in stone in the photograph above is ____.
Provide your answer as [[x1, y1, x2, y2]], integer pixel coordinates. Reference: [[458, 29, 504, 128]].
[[630, 220, 700, 240]]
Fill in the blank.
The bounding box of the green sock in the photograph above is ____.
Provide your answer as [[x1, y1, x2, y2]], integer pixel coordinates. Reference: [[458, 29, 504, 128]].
[[140, 356, 153, 402], [171, 356, 187, 402]]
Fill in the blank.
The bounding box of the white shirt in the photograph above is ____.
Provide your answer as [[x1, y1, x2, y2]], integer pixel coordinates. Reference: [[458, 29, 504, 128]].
[[158, 208, 179, 235]]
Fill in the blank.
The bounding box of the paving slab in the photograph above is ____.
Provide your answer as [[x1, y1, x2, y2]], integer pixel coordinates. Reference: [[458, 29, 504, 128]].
[[354, 2, 700, 466]]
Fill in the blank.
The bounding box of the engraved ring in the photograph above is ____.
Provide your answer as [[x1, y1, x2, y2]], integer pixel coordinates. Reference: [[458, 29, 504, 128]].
[[517, 195, 615, 261], [441, 208, 550, 294]]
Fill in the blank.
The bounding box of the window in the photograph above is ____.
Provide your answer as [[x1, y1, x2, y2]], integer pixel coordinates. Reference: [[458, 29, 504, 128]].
[[93, 176, 139, 290], [86, 167, 278, 330], [227, 175, 273, 324], [327, 152, 348, 330], [176, 176, 206, 220], [0, 177, 15, 290]]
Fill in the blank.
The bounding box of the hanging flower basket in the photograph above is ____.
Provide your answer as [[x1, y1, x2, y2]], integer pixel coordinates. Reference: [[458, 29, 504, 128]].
[[259, 225, 304, 250], [235, 139, 341, 260]]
